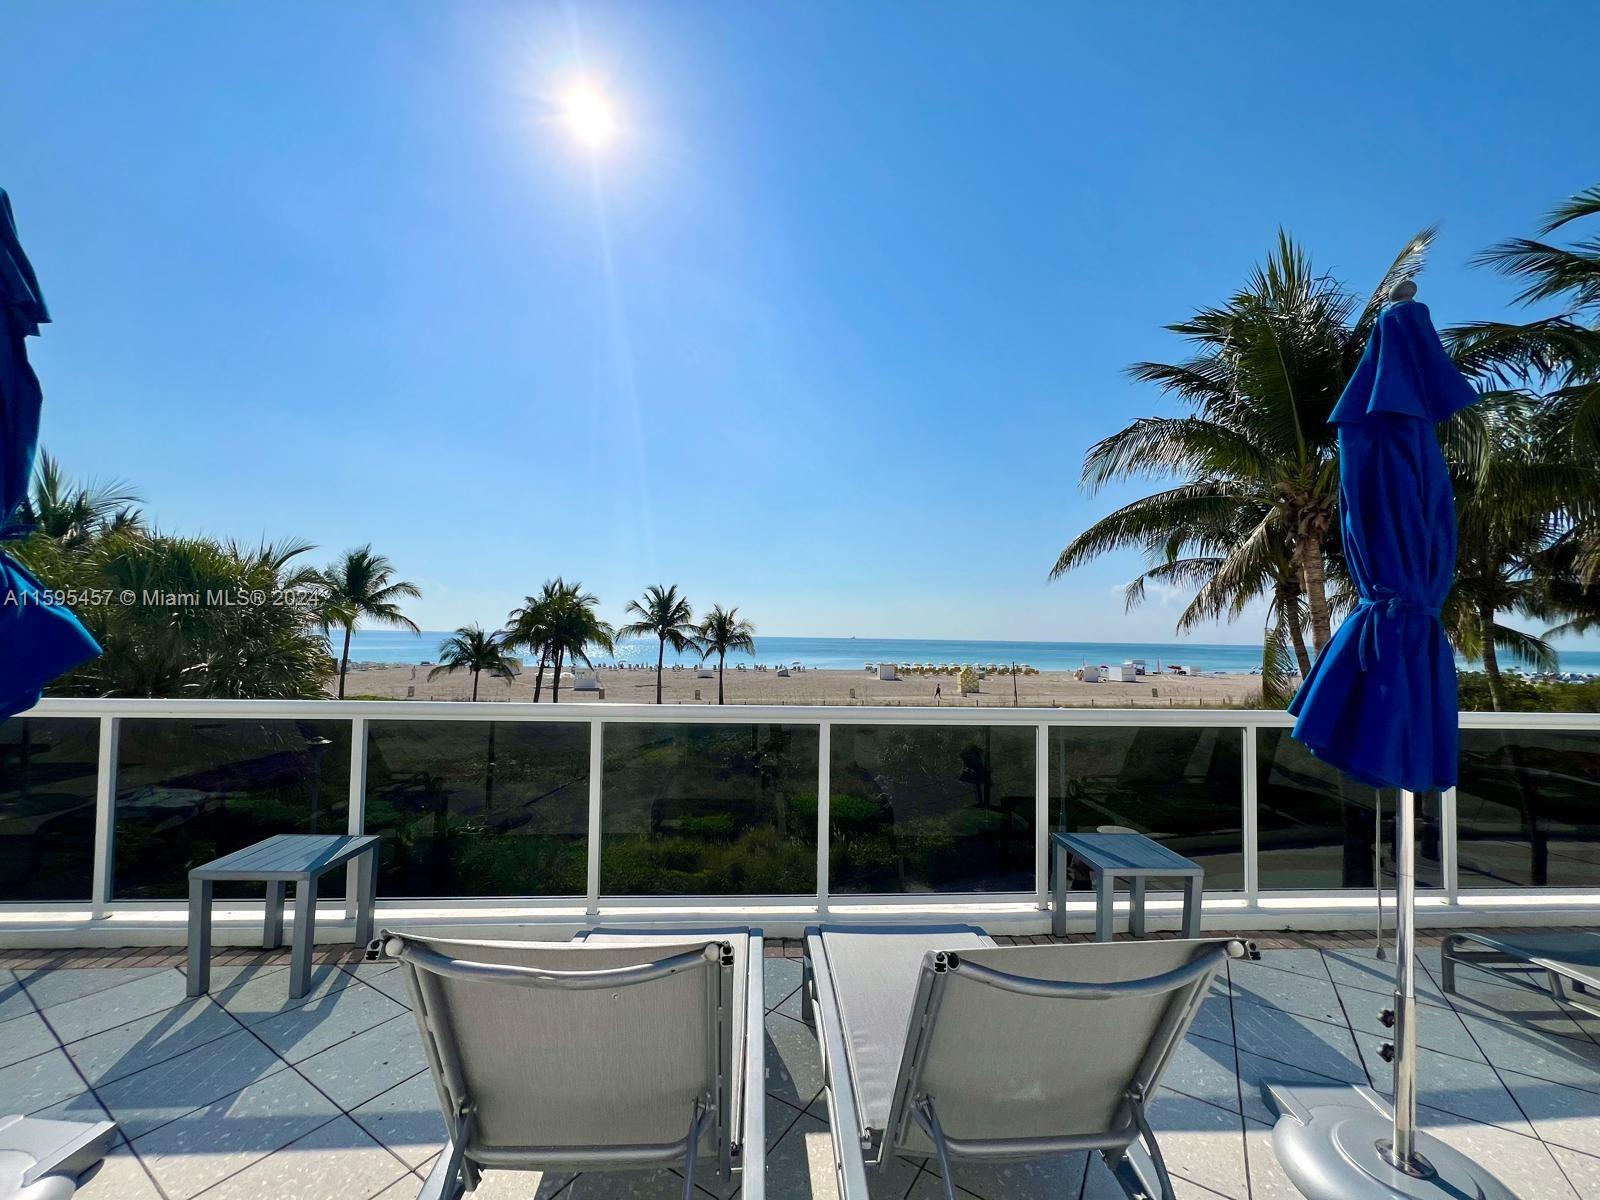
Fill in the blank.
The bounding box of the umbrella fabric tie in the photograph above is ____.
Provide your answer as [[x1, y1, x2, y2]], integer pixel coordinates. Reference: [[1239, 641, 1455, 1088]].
[[1355, 593, 1442, 670], [1368, 592, 1441, 619], [0, 519, 35, 542]]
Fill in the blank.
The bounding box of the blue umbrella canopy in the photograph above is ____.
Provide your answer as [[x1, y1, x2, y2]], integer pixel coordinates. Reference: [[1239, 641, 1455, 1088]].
[[1288, 298, 1478, 791], [0, 187, 100, 718]]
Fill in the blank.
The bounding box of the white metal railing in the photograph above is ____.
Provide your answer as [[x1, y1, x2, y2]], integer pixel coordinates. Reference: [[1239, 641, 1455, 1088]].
[[5, 697, 1599, 929]]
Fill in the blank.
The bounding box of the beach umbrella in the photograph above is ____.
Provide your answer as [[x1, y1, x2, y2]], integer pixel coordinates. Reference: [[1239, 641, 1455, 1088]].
[[0, 187, 99, 719], [1264, 283, 1511, 1199]]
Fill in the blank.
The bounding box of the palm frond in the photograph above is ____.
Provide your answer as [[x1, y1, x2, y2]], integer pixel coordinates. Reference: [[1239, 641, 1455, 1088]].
[[1353, 227, 1436, 341], [1539, 184, 1600, 235]]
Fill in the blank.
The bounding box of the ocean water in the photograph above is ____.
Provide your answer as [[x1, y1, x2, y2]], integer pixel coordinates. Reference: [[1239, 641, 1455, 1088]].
[[336, 630, 1600, 675]]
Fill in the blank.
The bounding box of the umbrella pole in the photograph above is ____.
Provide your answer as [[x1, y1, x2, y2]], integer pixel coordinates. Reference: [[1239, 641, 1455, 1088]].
[[1374, 789, 1386, 960], [1386, 788, 1422, 1170]]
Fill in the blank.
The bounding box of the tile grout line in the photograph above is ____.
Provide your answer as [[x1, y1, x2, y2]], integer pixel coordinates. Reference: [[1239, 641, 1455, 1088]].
[[1329, 959, 1584, 1154], [177, 973, 423, 1196], [1222, 957, 1257, 1200], [221, 973, 425, 1183], [23, 981, 175, 1200], [181, 1109, 353, 1200], [17, 964, 184, 1015], [65, 968, 394, 1157]]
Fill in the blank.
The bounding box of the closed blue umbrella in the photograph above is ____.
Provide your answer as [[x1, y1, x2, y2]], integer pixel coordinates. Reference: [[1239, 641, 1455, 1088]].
[[1266, 284, 1512, 1200], [0, 187, 100, 718]]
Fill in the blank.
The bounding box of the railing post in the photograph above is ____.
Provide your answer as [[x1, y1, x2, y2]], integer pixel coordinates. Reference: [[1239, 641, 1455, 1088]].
[[816, 721, 831, 915], [1242, 725, 1259, 906], [91, 716, 120, 919], [587, 718, 604, 917], [1035, 723, 1049, 913], [1442, 785, 1458, 903], [345, 717, 368, 922]]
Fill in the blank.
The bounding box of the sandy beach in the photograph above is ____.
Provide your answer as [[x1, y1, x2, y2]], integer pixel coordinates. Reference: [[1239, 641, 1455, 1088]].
[[332, 662, 1267, 707]]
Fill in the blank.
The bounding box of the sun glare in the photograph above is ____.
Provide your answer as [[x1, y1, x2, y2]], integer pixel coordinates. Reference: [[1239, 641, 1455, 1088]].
[[563, 84, 616, 150]]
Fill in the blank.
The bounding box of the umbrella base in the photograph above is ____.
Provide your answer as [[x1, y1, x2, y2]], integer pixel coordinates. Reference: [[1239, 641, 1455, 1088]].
[[1262, 1083, 1515, 1200]]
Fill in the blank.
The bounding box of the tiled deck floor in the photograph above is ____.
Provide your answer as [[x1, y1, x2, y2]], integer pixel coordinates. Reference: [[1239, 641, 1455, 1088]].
[[5, 932, 1600, 1199]]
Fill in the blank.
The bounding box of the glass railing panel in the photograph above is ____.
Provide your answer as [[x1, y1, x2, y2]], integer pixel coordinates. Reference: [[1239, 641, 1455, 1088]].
[[114, 718, 351, 899], [365, 721, 589, 897], [601, 723, 818, 895], [829, 724, 1036, 893], [1049, 726, 1244, 890], [0, 717, 99, 902], [1457, 729, 1600, 889], [1256, 728, 1441, 890]]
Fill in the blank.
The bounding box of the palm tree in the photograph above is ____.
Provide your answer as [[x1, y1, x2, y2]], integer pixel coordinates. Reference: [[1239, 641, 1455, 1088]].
[[502, 581, 563, 701], [427, 625, 520, 701], [542, 582, 615, 703], [1119, 500, 1313, 700], [695, 605, 755, 703], [18, 451, 142, 548], [1052, 230, 1432, 661], [1461, 185, 1600, 452], [315, 546, 422, 699], [36, 529, 333, 699], [1454, 185, 1600, 578], [1436, 391, 1600, 709], [618, 584, 696, 703]]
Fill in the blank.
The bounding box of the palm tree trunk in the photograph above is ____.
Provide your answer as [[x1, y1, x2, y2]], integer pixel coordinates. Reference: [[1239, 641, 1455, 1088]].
[[551, 648, 564, 703], [717, 651, 726, 703], [338, 625, 353, 699], [656, 636, 665, 704], [1480, 603, 1505, 711], [471, 670, 480, 703], [1286, 606, 1312, 677], [1299, 532, 1333, 652], [1276, 584, 1312, 677], [533, 650, 547, 702]]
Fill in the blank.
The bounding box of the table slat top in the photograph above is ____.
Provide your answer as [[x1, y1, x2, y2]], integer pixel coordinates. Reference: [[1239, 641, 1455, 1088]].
[[1051, 831, 1203, 876], [192, 834, 378, 880]]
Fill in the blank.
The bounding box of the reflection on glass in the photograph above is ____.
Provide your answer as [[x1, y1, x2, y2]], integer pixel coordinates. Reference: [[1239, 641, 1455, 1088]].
[[366, 721, 588, 897], [114, 719, 350, 899], [1049, 726, 1244, 890], [1256, 729, 1440, 890], [1458, 730, 1600, 889], [601, 723, 817, 895], [0, 718, 99, 902], [830, 725, 1035, 893]]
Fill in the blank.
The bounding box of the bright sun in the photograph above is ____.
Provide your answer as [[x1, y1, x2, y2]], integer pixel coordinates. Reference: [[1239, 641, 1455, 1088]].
[[563, 84, 616, 150]]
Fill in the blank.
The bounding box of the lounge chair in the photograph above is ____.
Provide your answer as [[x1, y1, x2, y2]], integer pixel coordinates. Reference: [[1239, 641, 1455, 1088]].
[[1441, 930, 1600, 1019], [378, 928, 766, 1200], [803, 925, 1250, 1200]]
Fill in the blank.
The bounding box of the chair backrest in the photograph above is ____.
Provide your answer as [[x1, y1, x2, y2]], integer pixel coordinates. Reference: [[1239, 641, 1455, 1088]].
[[383, 932, 735, 1170], [884, 938, 1241, 1157]]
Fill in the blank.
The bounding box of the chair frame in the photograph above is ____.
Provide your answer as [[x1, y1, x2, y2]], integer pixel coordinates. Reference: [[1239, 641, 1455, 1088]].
[[380, 932, 749, 1200], [1441, 930, 1600, 1019], [806, 929, 1249, 1200]]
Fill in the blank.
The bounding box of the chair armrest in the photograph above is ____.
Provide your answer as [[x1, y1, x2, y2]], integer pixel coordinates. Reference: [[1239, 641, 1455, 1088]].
[[805, 933, 873, 1200], [742, 932, 766, 1200]]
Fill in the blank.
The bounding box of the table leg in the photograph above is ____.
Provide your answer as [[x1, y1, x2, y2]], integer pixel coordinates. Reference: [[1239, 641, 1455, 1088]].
[[1183, 876, 1204, 939], [1094, 873, 1114, 942], [1129, 877, 1147, 938], [187, 877, 214, 997], [290, 876, 316, 1000], [1051, 843, 1067, 938], [264, 881, 286, 949], [355, 849, 377, 947]]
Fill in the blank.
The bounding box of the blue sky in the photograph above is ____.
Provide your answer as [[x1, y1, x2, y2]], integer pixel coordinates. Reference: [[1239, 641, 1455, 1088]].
[[6, 2, 1598, 642]]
